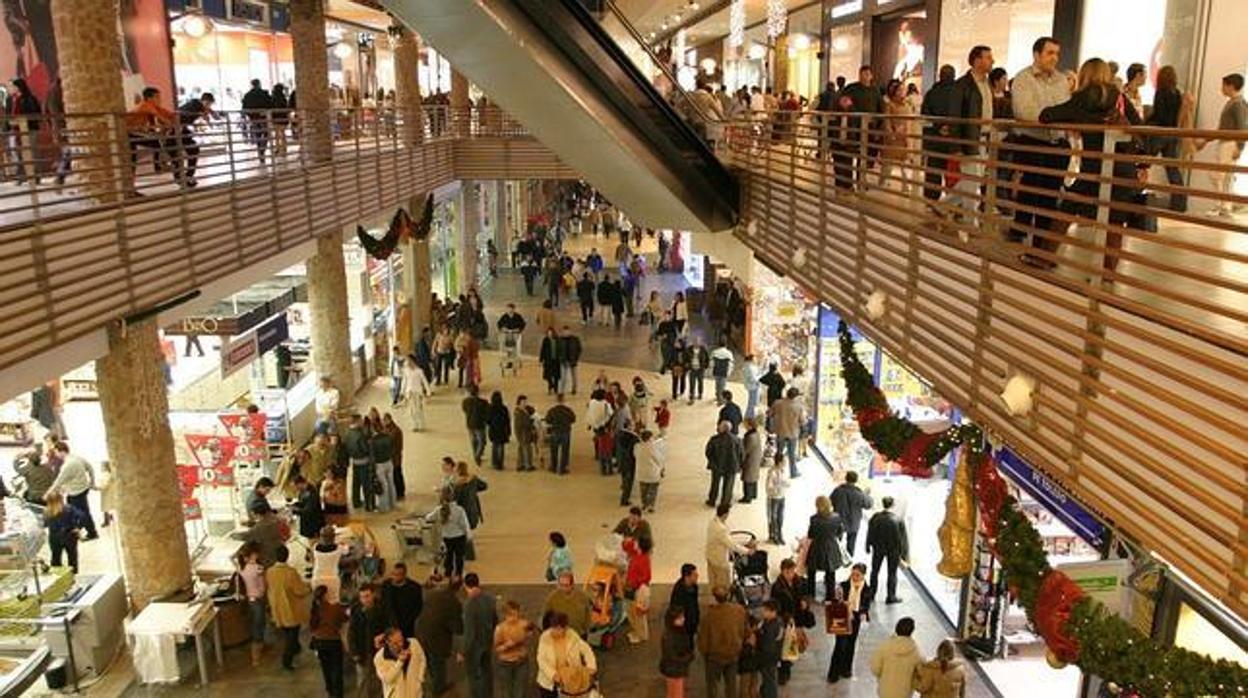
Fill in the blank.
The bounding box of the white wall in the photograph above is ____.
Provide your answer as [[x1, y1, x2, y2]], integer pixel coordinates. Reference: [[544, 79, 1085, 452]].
[[1193, 0, 1248, 199]]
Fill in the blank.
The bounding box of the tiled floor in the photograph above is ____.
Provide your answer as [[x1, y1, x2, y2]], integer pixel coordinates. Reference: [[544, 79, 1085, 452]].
[[32, 258, 998, 697]]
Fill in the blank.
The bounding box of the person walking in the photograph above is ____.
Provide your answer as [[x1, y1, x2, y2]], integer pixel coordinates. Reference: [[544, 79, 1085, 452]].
[[831, 471, 874, 555], [636, 429, 666, 513], [558, 326, 583, 395], [343, 415, 374, 512], [513, 395, 537, 472], [539, 328, 562, 394], [1145, 65, 1188, 212], [757, 601, 784, 698], [684, 337, 709, 404], [769, 388, 805, 478], [705, 504, 751, 592], [717, 391, 743, 435], [428, 491, 471, 578], [764, 454, 790, 545], [544, 394, 577, 475], [1008, 36, 1072, 244], [870, 617, 924, 698], [542, 571, 592, 637], [806, 496, 847, 601], [610, 278, 626, 330], [241, 79, 273, 163], [741, 355, 762, 421], [659, 606, 695, 697], [402, 355, 432, 431], [434, 326, 456, 386], [462, 573, 498, 698], [536, 613, 597, 698], [462, 385, 490, 466], [494, 600, 535, 698], [48, 442, 97, 540], [698, 586, 748, 698], [739, 418, 763, 504], [758, 364, 785, 409], [486, 391, 512, 471], [867, 496, 909, 604], [769, 558, 809, 685], [585, 388, 615, 475], [704, 421, 744, 508], [576, 272, 596, 324], [265, 545, 311, 671], [1196, 73, 1247, 217], [374, 627, 427, 698], [415, 577, 464, 696], [380, 562, 424, 637], [615, 419, 640, 505], [829, 562, 873, 683], [915, 639, 969, 698], [309, 585, 348, 697], [709, 342, 734, 404]]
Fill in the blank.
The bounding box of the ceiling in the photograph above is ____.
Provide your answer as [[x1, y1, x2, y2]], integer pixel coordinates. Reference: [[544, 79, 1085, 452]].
[[326, 0, 393, 30], [619, 0, 817, 45]]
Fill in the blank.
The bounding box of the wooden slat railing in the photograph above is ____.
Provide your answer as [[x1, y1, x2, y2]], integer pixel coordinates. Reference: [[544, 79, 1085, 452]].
[[721, 111, 1248, 618]]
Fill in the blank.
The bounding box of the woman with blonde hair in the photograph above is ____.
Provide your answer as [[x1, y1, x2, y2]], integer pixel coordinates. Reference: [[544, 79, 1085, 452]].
[[805, 495, 847, 600], [44, 491, 90, 573], [914, 639, 968, 697]]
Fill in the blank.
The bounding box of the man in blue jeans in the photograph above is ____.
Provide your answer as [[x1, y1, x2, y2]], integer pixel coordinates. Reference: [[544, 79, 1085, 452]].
[[544, 393, 577, 474], [341, 415, 375, 511], [461, 385, 490, 465]]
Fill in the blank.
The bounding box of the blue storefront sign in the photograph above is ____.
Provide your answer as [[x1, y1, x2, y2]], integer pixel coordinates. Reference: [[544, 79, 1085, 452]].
[[255, 314, 290, 356], [996, 448, 1106, 548]]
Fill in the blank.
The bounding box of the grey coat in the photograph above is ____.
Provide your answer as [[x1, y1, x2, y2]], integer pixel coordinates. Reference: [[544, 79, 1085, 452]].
[[741, 429, 763, 484]]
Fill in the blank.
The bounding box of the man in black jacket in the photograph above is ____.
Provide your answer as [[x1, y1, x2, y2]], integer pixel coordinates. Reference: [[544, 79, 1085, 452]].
[[830, 471, 874, 554], [595, 274, 614, 326], [759, 363, 786, 408], [379, 562, 423, 636], [576, 272, 596, 324], [348, 584, 389, 697], [684, 336, 710, 404], [866, 497, 909, 604], [558, 326, 582, 394], [496, 303, 526, 334], [670, 563, 701, 638], [946, 45, 995, 214], [921, 65, 960, 200], [461, 385, 490, 465], [240, 79, 273, 162], [832, 66, 882, 190], [704, 420, 744, 508], [415, 577, 464, 697]]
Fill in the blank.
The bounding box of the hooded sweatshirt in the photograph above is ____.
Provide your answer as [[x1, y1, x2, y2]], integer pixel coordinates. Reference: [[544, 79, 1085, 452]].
[[870, 634, 924, 698]]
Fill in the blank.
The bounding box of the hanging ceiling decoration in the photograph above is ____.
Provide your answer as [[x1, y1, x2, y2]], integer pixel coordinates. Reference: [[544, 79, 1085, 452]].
[[728, 0, 745, 51], [766, 0, 788, 39]]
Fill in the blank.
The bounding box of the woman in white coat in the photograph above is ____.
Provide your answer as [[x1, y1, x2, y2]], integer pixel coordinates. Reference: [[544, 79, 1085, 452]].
[[635, 430, 666, 513], [374, 627, 427, 698], [402, 355, 432, 432], [536, 613, 597, 698]]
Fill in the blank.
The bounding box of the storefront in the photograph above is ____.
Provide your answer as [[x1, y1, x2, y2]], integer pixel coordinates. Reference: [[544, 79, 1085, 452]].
[[784, 3, 824, 100], [747, 262, 817, 376], [170, 4, 294, 110], [937, 0, 1056, 78], [821, 0, 938, 92], [429, 184, 463, 299]]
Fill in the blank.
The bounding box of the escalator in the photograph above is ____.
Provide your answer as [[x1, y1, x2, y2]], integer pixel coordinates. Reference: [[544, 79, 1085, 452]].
[[380, 0, 738, 233]]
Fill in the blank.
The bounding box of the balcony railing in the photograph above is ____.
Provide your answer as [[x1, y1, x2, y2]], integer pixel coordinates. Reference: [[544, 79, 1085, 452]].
[[0, 106, 558, 378], [721, 110, 1247, 617]]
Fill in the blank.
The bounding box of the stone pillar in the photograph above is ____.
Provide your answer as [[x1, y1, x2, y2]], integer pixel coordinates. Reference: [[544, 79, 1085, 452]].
[[450, 69, 470, 136], [290, 0, 333, 162], [773, 34, 790, 94], [51, 0, 130, 203], [393, 24, 425, 147], [95, 319, 191, 609], [461, 183, 480, 292], [306, 235, 355, 404]]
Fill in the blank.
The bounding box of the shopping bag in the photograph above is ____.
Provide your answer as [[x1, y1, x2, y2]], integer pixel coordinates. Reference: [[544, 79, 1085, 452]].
[[825, 599, 852, 635]]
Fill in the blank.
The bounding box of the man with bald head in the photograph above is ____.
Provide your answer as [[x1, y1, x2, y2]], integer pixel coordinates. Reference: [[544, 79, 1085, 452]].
[[704, 420, 744, 508]]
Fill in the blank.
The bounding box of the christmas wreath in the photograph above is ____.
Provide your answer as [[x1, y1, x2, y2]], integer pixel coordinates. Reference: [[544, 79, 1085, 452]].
[[357, 194, 434, 260], [835, 321, 1247, 697]]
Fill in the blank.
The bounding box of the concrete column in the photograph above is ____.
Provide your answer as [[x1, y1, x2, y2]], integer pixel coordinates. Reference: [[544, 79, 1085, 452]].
[[450, 69, 470, 136], [51, 0, 130, 203], [773, 34, 790, 94], [495, 180, 508, 263], [393, 24, 425, 146], [306, 235, 355, 404], [461, 183, 480, 292], [290, 0, 333, 162], [95, 319, 191, 609]]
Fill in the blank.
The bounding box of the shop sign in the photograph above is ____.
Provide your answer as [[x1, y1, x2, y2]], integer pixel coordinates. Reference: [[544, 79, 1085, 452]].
[[1058, 559, 1131, 619], [165, 288, 297, 336], [255, 314, 289, 356], [997, 448, 1106, 548], [220, 332, 259, 379], [773, 301, 805, 324]]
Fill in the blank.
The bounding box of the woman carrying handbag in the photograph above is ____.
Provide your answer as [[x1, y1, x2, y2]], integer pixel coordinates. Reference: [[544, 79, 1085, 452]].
[[827, 562, 873, 683]]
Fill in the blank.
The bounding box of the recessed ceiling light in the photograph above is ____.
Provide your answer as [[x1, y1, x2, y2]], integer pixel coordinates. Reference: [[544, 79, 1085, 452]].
[[674, 13, 682, 21], [660, 22, 668, 30], [690, 2, 700, 9]]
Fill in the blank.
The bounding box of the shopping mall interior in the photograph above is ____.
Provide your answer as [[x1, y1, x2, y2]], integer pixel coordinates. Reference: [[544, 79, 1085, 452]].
[[0, 0, 1243, 696]]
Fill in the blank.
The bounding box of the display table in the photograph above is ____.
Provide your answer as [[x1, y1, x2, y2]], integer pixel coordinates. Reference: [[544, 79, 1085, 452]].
[[191, 536, 244, 581], [126, 602, 222, 686]]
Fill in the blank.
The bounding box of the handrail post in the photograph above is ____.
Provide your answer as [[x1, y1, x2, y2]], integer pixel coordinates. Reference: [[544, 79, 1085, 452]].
[[982, 126, 1001, 244]]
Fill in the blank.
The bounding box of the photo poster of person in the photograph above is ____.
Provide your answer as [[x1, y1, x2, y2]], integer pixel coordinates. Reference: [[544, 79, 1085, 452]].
[[870, 15, 927, 92], [0, 0, 174, 109]]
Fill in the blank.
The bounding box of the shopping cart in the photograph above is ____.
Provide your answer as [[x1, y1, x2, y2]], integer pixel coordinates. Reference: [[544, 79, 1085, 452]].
[[500, 329, 522, 375], [392, 514, 443, 568]]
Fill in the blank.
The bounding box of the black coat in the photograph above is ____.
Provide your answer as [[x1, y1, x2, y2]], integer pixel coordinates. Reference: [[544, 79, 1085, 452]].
[[830, 483, 873, 533], [380, 579, 423, 636], [951, 72, 987, 153], [759, 371, 786, 405], [704, 432, 744, 475], [347, 601, 391, 660], [669, 581, 700, 638], [806, 512, 846, 571], [838, 579, 873, 632], [414, 587, 464, 658], [866, 510, 909, 560], [576, 278, 595, 304], [560, 335, 582, 365], [486, 403, 511, 443], [921, 78, 959, 154], [293, 486, 324, 539]]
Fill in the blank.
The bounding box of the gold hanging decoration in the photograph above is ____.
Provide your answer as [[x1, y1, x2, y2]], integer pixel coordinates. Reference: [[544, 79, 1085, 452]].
[[937, 449, 976, 578]]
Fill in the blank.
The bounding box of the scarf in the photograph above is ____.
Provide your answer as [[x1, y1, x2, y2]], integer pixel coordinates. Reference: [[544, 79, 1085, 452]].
[[846, 579, 865, 614]]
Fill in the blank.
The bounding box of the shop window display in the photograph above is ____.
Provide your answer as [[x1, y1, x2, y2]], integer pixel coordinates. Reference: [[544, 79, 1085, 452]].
[[748, 261, 816, 376]]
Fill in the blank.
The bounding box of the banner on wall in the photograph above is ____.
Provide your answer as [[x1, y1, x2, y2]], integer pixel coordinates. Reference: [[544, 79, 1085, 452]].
[[996, 448, 1106, 548], [176, 464, 203, 520], [220, 332, 259, 379]]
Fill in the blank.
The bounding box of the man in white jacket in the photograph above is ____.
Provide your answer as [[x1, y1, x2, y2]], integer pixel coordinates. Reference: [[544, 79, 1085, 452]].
[[374, 627, 427, 698], [635, 430, 666, 513], [869, 617, 923, 698], [705, 503, 752, 592]]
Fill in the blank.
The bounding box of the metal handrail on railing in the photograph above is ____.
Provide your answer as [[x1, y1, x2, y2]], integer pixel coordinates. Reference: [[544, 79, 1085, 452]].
[[720, 109, 1248, 618]]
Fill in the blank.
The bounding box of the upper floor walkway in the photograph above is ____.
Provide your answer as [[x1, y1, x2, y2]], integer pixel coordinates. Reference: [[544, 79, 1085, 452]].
[[1, 100, 1245, 619]]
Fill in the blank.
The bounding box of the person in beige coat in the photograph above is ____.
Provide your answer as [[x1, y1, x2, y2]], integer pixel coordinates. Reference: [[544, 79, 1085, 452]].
[[265, 545, 311, 670], [914, 640, 968, 698], [374, 627, 427, 698]]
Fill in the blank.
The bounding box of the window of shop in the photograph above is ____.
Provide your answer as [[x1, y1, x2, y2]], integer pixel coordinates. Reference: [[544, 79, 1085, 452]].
[[825, 22, 865, 86], [938, 0, 1055, 79], [172, 18, 294, 111], [749, 262, 817, 376], [1078, 0, 1199, 104]]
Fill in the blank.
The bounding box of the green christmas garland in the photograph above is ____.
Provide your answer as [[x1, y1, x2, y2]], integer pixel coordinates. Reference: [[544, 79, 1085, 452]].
[[835, 321, 1248, 697]]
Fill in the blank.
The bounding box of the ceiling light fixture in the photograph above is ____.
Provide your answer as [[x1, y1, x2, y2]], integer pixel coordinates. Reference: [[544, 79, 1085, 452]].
[[180, 14, 213, 39], [333, 42, 353, 59], [727, 0, 745, 50], [766, 0, 788, 38]]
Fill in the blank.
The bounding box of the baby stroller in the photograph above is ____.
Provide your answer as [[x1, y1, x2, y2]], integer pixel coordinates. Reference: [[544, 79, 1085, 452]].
[[584, 535, 629, 649], [500, 329, 522, 375], [730, 530, 770, 612]]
